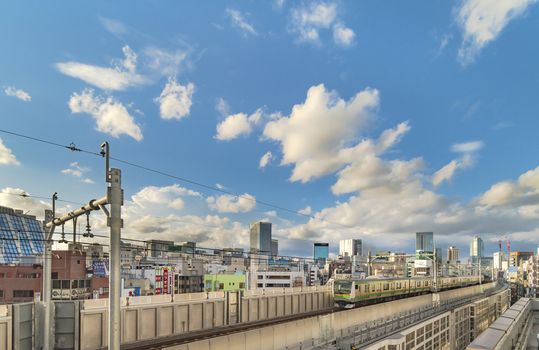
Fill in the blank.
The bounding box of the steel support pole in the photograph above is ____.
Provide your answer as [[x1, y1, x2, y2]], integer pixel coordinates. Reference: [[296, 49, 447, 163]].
[[43, 237, 53, 349], [108, 168, 122, 349]]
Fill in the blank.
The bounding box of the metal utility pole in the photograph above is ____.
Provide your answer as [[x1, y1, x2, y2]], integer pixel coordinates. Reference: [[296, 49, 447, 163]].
[[43, 141, 122, 350], [105, 143, 123, 350]]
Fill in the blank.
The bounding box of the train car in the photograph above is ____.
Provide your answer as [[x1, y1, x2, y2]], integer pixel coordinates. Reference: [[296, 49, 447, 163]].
[[334, 275, 481, 308]]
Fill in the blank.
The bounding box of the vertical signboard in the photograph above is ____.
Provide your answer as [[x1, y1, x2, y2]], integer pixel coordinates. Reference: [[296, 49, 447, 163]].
[[163, 268, 169, 294]]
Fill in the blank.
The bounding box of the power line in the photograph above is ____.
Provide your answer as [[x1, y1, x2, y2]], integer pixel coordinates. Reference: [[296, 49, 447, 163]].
[[0, 128, 352, 229], [0, 191, 83, 206]]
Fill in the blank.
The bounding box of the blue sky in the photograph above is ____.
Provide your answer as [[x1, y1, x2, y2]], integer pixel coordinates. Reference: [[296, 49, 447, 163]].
[[1, 0, 539, 260]]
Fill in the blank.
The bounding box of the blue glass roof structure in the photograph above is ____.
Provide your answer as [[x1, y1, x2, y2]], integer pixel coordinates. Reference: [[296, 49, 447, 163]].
[[0, 211, 45, 264]]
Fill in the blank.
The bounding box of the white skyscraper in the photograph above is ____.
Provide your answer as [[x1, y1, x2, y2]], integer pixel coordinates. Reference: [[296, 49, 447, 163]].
[[339, 239, 362, 257]]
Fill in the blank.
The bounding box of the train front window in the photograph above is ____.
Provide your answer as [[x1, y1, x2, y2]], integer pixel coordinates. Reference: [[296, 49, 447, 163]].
[[335, 281, 353, 293]]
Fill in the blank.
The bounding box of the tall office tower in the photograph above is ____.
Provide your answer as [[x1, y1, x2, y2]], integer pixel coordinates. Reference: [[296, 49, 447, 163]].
[[271, 239, 278, 256], [447, 246, 460, 262], [314, 243, 329, 265], [470, 236, 484, 257], [415, 232, 434, 254], [339, 239, 362, 257], [250, 221, 272, 254]]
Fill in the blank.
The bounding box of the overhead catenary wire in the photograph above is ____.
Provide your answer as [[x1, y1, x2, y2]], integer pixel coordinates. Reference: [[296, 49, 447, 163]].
[[0, 128, 354, 229]]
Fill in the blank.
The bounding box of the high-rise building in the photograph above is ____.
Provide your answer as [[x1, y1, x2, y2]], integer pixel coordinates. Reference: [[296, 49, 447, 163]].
[[339, 239, 362, 257], [0, 206, 45, 264], [145, 240, 174, 258], [447, 246, 460, 262], [271, 239, 278, 256], [250, 221, 272, 254], [314, 243, 329, 266], [415, 232, 434, 254], [470, 236, 484, 258]]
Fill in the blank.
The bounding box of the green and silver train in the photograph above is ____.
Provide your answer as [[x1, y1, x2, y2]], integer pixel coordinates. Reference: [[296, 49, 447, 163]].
[[333, 276, 481, 308]]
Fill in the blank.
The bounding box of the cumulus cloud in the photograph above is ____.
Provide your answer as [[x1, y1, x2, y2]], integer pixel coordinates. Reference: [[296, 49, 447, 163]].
[[154, 77, 195, 120], [56, 45, 146, 91], [0, 138, 20, 165], [215, 109, 263, 141], [298, 206, 312, 215], [4, 86, 31, 102], [131, 184, 201, 211], [479, 166, 539, 207], [290, 2, 355, 46], [432, 141, 483, 186], [207, 193, 256, 213], [226, 8, 258, 36], [333, 23, 355, 47], [0, 187, 49, 218], [61, 162, 94, 184], [456, 0, 537, 65], [263, 84, 379, 182], [259, 151, 273, 168], [68, 89, 143, 141]]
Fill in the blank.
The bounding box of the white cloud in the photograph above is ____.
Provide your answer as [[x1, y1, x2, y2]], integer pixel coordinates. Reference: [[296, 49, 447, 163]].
[[290, 2, 354, 46], [216, 98, 230, 116], [99, 17, 128, 35], [451, 141, 484, 153], [432, 160, 459, 187], [68, 89, 143, 141], [479, 166, 539, 206], [154, 77, 195, 120], [0, 187, 49, 218], [61, 162, 94, 184], [143, 46, 188, 77], [131, 184, 201, 211], [456, 0, 537, 65], [259, 151, 273, 168], [215, 109, 263, 141], [207, 193, 256, 213], [226, 8, 258, 36], [298, 206, 312, 215], [432, 141, 483, 186], [263, 84, 379, 182], [4, 86, 31, 102], [0, 138, 20, 166], [56, 45, 146, 91], [333, 23, 355, 47]]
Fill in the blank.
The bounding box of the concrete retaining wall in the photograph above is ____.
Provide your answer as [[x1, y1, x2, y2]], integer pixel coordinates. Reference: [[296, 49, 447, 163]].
[[162, 284, 501, 350], [79, 286, 331, 349]]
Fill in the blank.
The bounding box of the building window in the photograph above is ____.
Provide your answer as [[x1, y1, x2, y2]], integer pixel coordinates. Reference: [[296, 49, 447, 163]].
[[0, 290, 4, 298], [13, 290, 34, 298], [52, 272, 58, 279]]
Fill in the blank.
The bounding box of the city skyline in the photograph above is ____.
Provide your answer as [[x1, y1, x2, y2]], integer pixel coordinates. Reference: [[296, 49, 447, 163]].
[[2, 1, 539, 259]]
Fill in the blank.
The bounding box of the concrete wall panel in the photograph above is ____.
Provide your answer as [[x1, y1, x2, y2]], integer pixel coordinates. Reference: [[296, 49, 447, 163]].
[[189, 304, 203, 331], [214, 301, 225, 327], [140, 308, 157, 340], [123, 309, 138, 343], [209, 336, 228, 350], [227, 332, 245, 350], [158, 306, 174, 337], [203, 303, 214, 329], [259, 326, 275, 350], [258, 297, 267, 320], [80, 312, 105, 350], [175, 305, 189, 334]]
